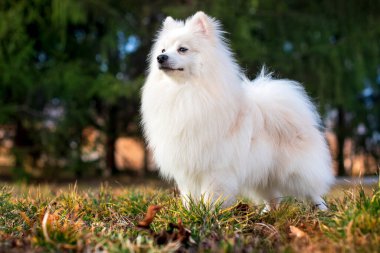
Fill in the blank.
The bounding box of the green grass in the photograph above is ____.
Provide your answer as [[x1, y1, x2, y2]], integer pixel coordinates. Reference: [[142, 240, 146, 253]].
[[0, 182, 379, 252]]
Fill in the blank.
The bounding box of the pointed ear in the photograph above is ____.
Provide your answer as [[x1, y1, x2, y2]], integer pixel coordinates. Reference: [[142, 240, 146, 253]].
[[188, 11, 215, 37], [163, 16, 178, 30]]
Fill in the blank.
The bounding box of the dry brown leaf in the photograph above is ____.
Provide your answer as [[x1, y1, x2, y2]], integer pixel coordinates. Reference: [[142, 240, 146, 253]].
[[155, 218, 191, 246], [289, 225, 308, 239], [136, 206, 192, 248], [174, 218, 191, 244], [137, 205, 162, 228]]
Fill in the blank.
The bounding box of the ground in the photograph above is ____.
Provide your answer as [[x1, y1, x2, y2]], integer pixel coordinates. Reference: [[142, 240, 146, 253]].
[[0, 177, 379, 252]]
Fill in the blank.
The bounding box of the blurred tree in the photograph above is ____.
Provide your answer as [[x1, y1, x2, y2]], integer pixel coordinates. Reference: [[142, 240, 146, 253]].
[[197, 0, 380, 176], [0, 0, 379, 179], [0, 0, 142, 178]]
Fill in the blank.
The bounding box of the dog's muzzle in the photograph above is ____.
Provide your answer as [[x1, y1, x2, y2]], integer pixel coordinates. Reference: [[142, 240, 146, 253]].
[[157, 54, 184, 71], [157, 54, 168, 64]]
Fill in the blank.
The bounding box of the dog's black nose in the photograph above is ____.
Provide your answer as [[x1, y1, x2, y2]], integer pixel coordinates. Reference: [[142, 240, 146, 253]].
[[157, 54, 168, 64]]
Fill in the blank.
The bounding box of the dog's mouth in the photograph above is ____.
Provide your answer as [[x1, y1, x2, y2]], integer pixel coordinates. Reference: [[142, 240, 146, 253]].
[[159, 66, 184, 71]]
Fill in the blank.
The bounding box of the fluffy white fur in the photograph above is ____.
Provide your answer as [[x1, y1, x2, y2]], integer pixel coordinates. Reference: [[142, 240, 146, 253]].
[[141, 11, 334, 210]]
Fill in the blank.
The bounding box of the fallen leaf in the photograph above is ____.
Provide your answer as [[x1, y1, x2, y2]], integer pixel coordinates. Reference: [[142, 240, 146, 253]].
[[137, 205, 162, 229], [154, 218, 192, 246], [136, 206, 193, 248], [172, 218, 191, 243], [289, 225, 308, 239]]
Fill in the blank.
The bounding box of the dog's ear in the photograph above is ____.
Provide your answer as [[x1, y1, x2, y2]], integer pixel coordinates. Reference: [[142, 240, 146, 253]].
[[188, 11, 217, 39], [163, 16, 180, 30]]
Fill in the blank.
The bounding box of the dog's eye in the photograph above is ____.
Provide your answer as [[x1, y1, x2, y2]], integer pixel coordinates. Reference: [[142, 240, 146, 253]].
[[161, 49, 165, 53], [178, 47, 188, 53]]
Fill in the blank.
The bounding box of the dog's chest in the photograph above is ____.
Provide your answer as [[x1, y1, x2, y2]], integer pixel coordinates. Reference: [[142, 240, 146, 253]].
[[147, 84, 219, 132]]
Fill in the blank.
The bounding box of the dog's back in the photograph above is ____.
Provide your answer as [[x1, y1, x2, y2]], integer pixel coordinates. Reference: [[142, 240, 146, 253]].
[[243, 72, 334, 209]]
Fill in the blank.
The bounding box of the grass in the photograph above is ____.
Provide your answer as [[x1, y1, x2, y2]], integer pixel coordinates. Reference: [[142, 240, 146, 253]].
[[0, 181, 379, 252]]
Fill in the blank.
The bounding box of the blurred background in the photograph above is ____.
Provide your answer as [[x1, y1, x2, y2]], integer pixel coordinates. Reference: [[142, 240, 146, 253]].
[[0, 0, 379, 182]]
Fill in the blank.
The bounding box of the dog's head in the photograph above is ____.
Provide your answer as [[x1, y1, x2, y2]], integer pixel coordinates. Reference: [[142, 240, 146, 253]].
[[150, 11, 224, 80]]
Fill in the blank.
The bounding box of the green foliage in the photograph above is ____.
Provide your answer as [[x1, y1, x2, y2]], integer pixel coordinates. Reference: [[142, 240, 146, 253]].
[[0, 0, 379, 178], [0, 0, 145, 178], [323, 183, 380, 251]]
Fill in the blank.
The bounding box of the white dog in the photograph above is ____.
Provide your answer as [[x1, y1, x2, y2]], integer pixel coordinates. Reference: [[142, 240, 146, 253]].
[[141, 11, 334, 211]]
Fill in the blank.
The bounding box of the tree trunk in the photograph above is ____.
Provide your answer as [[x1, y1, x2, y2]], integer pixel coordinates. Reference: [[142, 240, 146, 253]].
[[13, 119, 34, 179], [143, 145, 150, 175], [105, 105, 118, 177], [336, 106, 346, 176]]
